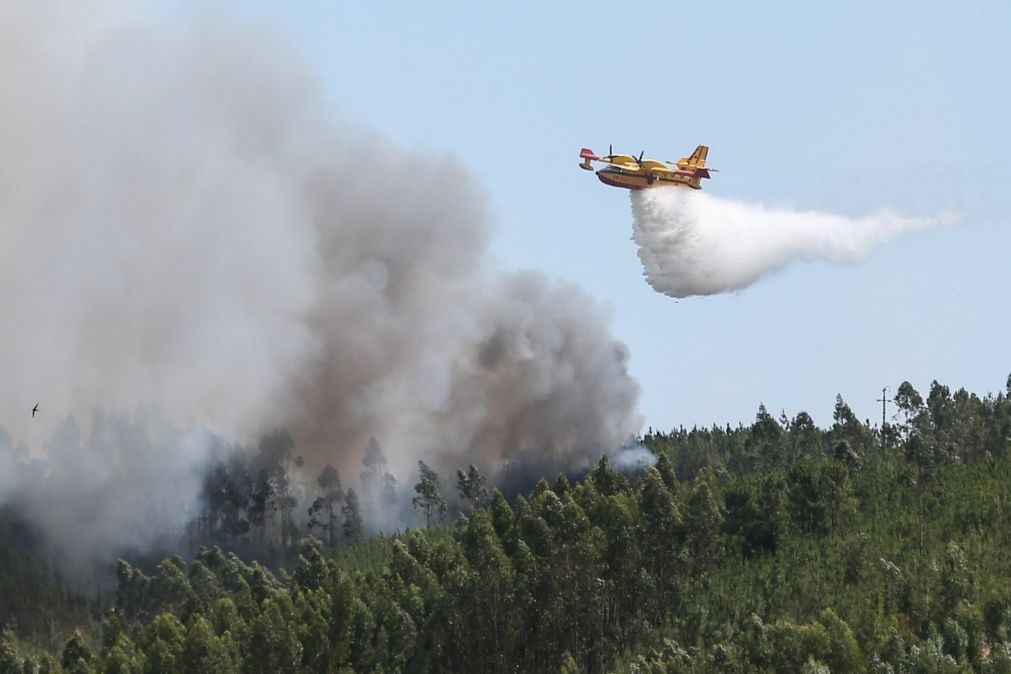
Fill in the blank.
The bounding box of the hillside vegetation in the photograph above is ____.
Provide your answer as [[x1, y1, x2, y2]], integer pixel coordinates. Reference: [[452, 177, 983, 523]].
[[3, 377, 1011, 673]]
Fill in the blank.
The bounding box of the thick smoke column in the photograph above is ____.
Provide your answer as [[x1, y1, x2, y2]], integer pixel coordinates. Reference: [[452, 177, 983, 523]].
[[0, 3, 640, 573], [0, 411, 225, 584], [631, 187, 947, 298]]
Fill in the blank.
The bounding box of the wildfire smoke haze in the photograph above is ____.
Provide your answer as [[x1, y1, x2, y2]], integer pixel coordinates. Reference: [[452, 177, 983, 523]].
[[0, 3, 640, 574]]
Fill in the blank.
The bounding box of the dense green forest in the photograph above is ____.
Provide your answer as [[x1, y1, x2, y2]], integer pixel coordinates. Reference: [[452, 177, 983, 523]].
[[3, 377, 1011, 673]]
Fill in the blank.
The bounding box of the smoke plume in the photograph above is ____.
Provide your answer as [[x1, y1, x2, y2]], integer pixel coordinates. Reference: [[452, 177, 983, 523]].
[[0, 3, 640, 573], [631, 187, 947, 298]]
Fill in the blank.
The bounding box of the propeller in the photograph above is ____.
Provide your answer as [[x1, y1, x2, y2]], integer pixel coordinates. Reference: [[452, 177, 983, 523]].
[[633, 151, 655, 183], [603, 143, 615, 160]]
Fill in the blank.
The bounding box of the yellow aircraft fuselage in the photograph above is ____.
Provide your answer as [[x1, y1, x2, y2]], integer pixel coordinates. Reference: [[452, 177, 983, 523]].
[[594, 166, 702, 190]]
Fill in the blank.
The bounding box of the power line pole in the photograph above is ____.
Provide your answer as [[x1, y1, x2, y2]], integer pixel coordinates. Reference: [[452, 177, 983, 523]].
[[876, 386, 891, 447]]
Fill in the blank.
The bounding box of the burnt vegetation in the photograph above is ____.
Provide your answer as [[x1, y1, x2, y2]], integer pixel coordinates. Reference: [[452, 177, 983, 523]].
[[3, 377, 1011, 672]]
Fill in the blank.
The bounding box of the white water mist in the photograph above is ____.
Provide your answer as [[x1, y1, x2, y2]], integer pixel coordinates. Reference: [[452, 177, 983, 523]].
[[631, 187, 948, 298]]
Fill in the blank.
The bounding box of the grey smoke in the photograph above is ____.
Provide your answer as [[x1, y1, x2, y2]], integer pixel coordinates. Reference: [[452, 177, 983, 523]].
[[631, 187, 949, 298], [608, 444, 657, 472], [0, 4, 640, 573], [0, 411, 222, 584]]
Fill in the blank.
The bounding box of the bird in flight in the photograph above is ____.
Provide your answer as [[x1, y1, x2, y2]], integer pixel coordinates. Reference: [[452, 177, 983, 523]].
[[32, 403, 39, 418]]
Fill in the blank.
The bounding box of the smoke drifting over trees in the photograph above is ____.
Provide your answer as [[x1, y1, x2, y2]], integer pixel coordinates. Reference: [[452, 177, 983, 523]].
[[0, 4, 639, 575], [631, 187, 948, 298]]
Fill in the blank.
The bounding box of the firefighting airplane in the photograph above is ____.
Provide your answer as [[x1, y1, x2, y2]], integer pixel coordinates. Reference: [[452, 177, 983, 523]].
[[578, 144, 717, 190]]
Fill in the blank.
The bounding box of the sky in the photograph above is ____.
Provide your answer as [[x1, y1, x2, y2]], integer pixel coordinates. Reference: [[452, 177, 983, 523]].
[[167, 0, 1009, 431]]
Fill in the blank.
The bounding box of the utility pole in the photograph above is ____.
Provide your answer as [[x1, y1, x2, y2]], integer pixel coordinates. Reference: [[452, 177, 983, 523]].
[[876, 386, 891, 447]]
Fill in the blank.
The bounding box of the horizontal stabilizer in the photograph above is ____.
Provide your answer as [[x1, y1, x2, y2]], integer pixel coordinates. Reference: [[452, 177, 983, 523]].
[[672, 167, 715, 179]]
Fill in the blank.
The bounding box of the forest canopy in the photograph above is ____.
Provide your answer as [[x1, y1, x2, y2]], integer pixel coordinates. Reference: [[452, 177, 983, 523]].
[[2, 377, 1011, 673]]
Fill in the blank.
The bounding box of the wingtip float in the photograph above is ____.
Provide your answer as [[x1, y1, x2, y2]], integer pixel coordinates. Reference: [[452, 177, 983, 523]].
[[579, 144, 717, 190]]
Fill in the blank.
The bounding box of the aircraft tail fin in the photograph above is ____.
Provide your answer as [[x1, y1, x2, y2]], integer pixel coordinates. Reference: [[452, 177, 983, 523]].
[[579, 147, 599, 171], [680, 145, 708, 168]]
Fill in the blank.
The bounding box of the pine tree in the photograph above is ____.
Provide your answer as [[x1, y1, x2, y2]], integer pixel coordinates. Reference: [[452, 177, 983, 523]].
[[60, 631, 93, 674], [342, 489, 364, 542], [456, 464, 489, 508], [307, 465, 343, 545], [360, 437, 396, 499], [412, 461, 447, 527]]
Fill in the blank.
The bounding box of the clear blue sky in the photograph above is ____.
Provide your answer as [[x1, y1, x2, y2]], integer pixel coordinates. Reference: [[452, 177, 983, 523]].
[[184, 1, 1010, 430]]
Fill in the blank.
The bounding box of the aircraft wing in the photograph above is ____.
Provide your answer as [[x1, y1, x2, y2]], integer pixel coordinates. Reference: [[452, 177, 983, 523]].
[[639, 159, 669, 171], [606, 160, 642, 172]]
